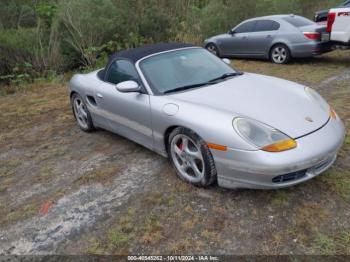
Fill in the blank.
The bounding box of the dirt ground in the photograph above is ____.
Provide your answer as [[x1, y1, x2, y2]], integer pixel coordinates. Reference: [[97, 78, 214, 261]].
[[0, 51, 349, 255]]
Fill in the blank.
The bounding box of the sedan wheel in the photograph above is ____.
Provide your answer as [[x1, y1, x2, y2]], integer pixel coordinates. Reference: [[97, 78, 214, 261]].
[[270, 45, 291, 64], [168, 127, 217, 187], [206, 43, 219, 57], [71, 93, 94, 132]]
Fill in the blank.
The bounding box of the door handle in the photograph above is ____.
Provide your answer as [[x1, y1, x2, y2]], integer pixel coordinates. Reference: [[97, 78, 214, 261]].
[[96, 93, 103, 98], [266, 35, 272, 38]]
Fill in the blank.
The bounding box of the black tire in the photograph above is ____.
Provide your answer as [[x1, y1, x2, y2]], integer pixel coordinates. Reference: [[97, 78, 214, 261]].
[[168, 127, 217, 187], [206, 43, 221, 57], [269, 44, 291, 64], [71, 93, 95, 132]]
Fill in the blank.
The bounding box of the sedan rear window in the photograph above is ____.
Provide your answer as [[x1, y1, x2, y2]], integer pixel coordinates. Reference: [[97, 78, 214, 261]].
[[283, 16, 314, 27]]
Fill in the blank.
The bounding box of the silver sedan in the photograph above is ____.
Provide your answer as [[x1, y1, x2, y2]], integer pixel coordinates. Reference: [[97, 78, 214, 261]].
[[204, 14, 332, 64], [69, 43, 345, 189]]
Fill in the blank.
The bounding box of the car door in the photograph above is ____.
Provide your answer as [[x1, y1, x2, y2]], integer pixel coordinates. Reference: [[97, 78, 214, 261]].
[[220, 20, 256, 56], [248, 20, 280, 56], [95, 59, 153, 149]]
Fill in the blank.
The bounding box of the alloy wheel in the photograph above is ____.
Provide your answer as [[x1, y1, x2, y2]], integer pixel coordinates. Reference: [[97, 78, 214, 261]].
[[207, 44, 218, 56], [272, 46, 287, 63], [73, 97, 89, 129], [170, 134, 205, 183]]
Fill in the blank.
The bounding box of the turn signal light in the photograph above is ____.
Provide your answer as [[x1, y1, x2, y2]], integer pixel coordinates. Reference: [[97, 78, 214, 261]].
[[329, 108, 337, 119], [262, 139, 297, 152], [207, 143, 227, 151]]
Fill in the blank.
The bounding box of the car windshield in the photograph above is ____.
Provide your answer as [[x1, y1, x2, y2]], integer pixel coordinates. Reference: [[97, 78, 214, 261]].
[[139, 48, 237, 95], [283, 16, 314, 27]]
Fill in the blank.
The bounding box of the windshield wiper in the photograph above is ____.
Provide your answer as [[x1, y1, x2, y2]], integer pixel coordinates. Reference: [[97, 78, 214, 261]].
[[208, 72, 243, 83], [163, 72, 243, 94], [163, 82, 215, 94]]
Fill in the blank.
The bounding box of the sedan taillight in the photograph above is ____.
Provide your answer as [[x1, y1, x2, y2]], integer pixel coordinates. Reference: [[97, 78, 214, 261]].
[[303, 32, 321, 40], [327, 12, 336, 33]]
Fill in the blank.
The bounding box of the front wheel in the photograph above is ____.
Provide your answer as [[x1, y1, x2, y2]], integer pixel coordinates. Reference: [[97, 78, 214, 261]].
[[168, 127, 217, 187], [270, 44, 291, 64], [206, 43, 220, 57]]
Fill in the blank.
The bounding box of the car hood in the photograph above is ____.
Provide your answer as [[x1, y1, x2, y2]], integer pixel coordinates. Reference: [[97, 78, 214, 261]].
[[205, 34, 230, 41], [171, 73, 329, 139]]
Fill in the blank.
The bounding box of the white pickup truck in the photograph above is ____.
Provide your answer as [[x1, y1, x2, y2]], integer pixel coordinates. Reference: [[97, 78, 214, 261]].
[[327, 7, 350, 46]]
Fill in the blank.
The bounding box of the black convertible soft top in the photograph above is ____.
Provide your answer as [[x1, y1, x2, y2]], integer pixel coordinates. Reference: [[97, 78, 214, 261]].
[[98, 43, 195, 80]]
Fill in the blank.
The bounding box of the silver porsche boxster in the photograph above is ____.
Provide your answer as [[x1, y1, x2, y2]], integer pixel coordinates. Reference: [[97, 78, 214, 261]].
[[69, 43, 345, 189]]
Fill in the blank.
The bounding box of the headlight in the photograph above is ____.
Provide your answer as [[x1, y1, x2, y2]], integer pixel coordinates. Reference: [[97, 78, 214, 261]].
[[233, 118, 297, 152], [305, 86, 329, 111]]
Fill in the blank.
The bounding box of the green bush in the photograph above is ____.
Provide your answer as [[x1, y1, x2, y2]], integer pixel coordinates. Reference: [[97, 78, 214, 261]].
[[0, 0, 343, 87], [0, 28, 37, 76]]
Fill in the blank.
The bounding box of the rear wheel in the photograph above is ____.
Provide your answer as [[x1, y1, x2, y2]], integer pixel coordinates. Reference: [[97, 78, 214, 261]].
[[71, 93, 95, 132], [206, 43, 220, 57], [168, 127, 217, 187], [270, 44, 291, 64]]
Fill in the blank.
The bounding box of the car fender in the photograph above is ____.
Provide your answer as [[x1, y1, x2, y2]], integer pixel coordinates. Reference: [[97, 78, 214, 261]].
[[150, 95, 258, 156]]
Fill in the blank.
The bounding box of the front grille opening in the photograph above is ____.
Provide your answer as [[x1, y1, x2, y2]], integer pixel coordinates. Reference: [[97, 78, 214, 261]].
[[272, 170, 307, 183]]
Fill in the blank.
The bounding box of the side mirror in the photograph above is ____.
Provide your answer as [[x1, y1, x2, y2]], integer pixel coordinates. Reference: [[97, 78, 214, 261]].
[[222, 58, 231, 65], [116, 80, 141, 93], [229, 30, 235, 35]]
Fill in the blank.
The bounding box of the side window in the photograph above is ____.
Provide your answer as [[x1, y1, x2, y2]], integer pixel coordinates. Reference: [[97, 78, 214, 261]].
[[254, 20, 280, 32], [105, 60, 139, 85], [234, 21, 256, 33], [271, 21, 280, 30]]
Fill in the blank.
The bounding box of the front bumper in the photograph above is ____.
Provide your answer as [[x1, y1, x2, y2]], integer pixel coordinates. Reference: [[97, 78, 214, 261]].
[[214, 116, 345, 189]]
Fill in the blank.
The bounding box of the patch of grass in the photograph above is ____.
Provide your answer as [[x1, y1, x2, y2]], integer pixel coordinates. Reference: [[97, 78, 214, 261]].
[[143, 192, 176, 208], [181, 219, 197, 231], [106, 210, 137, 251], [271, 191, 289, 206], [33, 144, 70, 162], [139, 213, 164, 244], [337, 232, 350, 254], [85, 208, 138, 254], [338, 134, 350, 158], [201, 229, 219, 240], [296, 229, 350, 254], [86, 238, 104, 255], [108, 228, 133, 249], [314, 233, 337, 255], [319, 168, 350, 200], [0, 158, 21, 177], [167, 238, 192, 254], [288, 202, 330, 247], [3, 202, 38, 224], [0, 177, 14, 193], [75, 164, 123, 186]]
